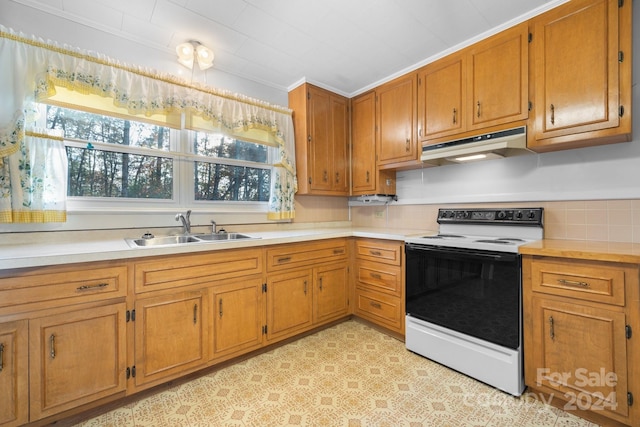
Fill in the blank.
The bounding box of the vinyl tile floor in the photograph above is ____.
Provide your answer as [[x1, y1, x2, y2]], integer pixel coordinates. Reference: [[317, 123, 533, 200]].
[[74, 320, 599, 427]]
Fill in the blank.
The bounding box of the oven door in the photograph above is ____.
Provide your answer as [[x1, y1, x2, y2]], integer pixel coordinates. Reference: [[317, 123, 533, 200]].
[[405, 243, 521, 350]]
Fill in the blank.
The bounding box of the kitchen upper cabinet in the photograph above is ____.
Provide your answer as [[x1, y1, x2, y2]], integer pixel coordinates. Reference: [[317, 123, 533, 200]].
[[211, 276, 264, 361], [468, 22, 528, 130], [289, 83, 349, 195], [418, 22, 528, 145], [29, 302, 127, 421], [528, 0, 632, 151], [351, 91, 396, 196], [418, 54, 466, 141], [0, 320, 28, 427], [134, 291, 208, 388], [376, 73, 419, 168]]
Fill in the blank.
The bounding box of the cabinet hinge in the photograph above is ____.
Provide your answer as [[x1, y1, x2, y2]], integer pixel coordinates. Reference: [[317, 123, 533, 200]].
[[619, 51, 624, 62], [262, 283, 267, 293], [126, 365, 136, 379], [628, 392, 633, 406], [418, 77, 421, 86], [626, 324, 632, 339], [307, 91, 311, 100], [308, 177, 312, 184], [126, 309, 136, 322], [619, 105, 625, 117], [262, 325, 268, 335], [528, 33, 532, 43], [619, 0, 624, 8], [528, 101, 533, 111]]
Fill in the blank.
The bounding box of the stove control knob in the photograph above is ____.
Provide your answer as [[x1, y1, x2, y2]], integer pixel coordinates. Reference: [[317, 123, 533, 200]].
[[497, 210, 507, 219], [515, 211, 523, 219], [528, 211, 536, 219]]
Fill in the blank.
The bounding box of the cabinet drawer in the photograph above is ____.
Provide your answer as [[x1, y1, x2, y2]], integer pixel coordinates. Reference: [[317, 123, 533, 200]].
[[266, 239, 347, 272], [135, 248, 262, 293], [356, 261, 401, 295], [530, 258, 626, 306], [354, 239, 402, 266], [354, 288, 403, 331], [0, 263, 127, 311]]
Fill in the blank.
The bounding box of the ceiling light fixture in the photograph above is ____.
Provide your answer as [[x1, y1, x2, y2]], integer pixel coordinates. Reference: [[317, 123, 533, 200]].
[[176, 40, 214, 70]]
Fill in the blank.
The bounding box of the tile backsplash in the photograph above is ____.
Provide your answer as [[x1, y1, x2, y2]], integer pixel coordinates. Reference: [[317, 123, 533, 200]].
[[350, 199, 640, 243]]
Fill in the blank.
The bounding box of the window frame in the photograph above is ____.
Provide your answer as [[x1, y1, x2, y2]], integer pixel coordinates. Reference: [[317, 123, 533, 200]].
[[39, 103, 274, 215]]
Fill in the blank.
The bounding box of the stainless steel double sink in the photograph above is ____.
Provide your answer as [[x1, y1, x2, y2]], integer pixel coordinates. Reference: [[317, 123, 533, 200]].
[[126, 232, 258, 248]]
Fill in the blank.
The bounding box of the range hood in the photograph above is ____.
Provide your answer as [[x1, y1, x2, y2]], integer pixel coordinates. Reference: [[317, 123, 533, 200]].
[[421, 126, 532, 166]]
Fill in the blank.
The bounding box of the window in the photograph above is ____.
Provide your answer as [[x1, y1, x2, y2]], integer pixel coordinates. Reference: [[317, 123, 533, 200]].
[[41, 104, 273, 207]]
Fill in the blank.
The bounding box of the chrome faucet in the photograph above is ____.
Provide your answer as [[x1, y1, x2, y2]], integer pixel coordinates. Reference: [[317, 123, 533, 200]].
[[211, 219, 217, 234], [175, 210, 192, 234]]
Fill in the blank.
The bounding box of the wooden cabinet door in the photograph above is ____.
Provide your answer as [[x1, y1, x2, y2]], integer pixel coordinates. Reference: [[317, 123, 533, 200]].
[[307, 85, 332, 192], [351, 91, 377, 194], [418, 55, 465, 141], [0, 320, 28, 427], [530, 0, 623, 148], [211, 276, 263, 360], [376, 73, 418, 166], [329, 94, 349, 194], [134, 291, 207, 388], [266, 269, 313, 342], [468, 22, 528, 129], [314, 262, 349, 324], [290, 83, 349, 195], [529, 297, 629, 418], [29, 303, 127, 420], [351, 92, 397, 196]]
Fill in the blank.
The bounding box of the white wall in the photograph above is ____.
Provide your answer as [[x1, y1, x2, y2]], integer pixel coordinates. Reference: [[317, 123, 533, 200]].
[[396, 4, 640, 206], [0, 1, 289, 106]]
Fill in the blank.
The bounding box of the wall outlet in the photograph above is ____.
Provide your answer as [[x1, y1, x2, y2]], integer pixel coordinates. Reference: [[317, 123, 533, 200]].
[[374, 210, 384, 219]]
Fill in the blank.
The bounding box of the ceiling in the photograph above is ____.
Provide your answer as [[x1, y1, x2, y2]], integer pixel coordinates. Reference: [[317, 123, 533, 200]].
[[9, 0, 564, 96]]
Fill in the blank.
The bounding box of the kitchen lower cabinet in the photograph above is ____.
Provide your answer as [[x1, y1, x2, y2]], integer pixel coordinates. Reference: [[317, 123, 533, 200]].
[[266, 269, 314, 342], [29, 302, 127, 421], [313, 261, 349, 324], [0, 320, 28, 427], [211, 276, 264, 361], [523, 255, 639, 426], [353, 238, 404, 335], [529, 297, 629, 418], [134, 290, 208, 388]]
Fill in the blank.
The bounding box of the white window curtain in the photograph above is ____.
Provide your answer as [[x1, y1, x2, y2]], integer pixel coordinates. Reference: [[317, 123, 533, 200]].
[[0, 25, 297, 223]]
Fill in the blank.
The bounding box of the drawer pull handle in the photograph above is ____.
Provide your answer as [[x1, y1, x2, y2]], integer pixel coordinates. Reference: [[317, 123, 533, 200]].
[[193, 304, 198, 325], [0, 343, 4, 372], [370, 273, 382, 280], [369, 250, 382, 256], [277, 256, 291, 263], [370, 301, 382, 309], [76, 282, 109, 291], [303, 280, 308, 295], [219, 299, 223, 318], [319, 277, 323, 291], [557, 279, 589, 288], [549, 316, 555, 341], [333, 249, 344, 255], [50, 334, 56, 359]]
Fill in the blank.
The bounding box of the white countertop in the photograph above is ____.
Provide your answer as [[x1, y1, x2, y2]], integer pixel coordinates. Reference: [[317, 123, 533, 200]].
[[0, 227, 430, 270]]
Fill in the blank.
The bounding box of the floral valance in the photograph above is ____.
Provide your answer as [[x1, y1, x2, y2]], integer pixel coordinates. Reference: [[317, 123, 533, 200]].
[[0, 25, 297, 221]]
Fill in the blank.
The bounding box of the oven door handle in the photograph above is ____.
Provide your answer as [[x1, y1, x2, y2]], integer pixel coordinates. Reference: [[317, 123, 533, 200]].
[[405, 243, 518, 262]]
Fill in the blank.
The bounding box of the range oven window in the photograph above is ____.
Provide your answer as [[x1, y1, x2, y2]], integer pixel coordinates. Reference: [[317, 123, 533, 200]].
[[405, 244, 521, 350]]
